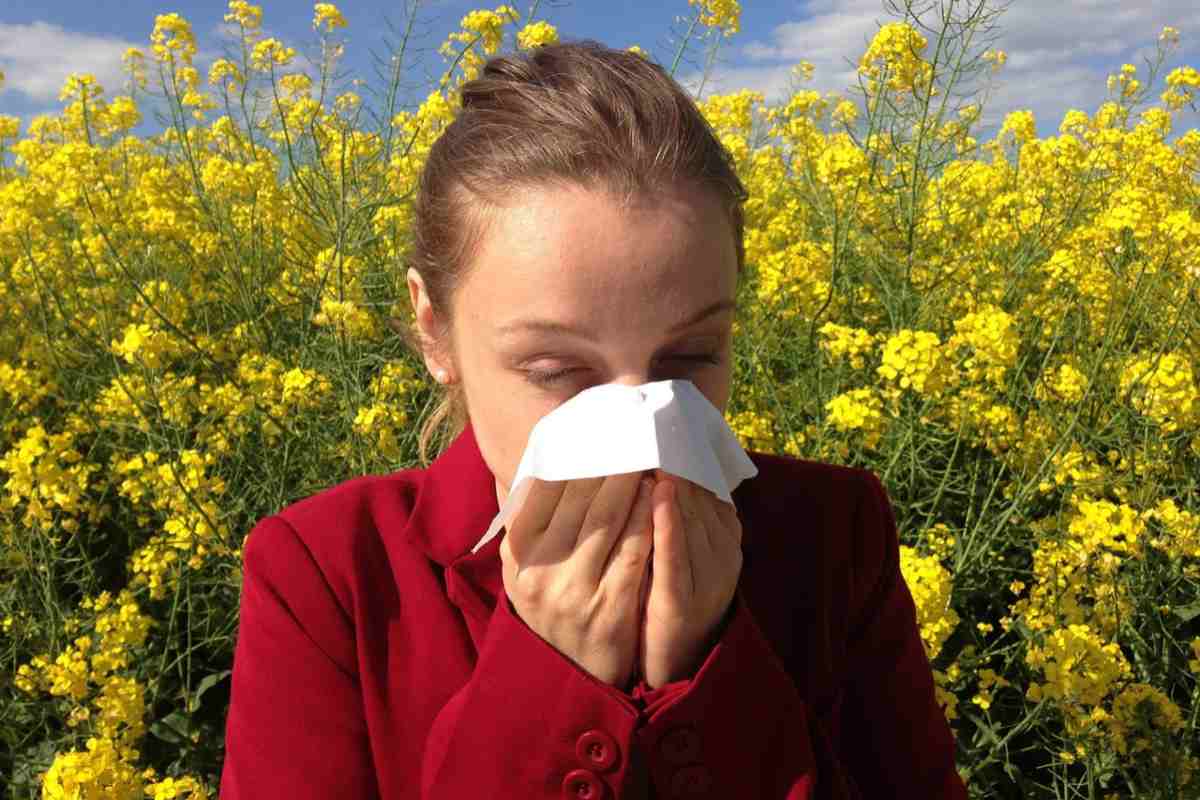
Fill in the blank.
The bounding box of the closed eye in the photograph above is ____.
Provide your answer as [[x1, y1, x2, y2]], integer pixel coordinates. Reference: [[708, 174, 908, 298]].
[[525, 354, 722, 387]]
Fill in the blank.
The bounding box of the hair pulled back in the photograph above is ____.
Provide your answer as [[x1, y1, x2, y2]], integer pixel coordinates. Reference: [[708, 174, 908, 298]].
[[400, 38, 749, 466]]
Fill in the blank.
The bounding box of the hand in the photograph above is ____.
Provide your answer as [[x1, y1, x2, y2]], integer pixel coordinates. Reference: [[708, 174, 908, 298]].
[[500, 472, 656, 689], [639, 470, 743, 690]]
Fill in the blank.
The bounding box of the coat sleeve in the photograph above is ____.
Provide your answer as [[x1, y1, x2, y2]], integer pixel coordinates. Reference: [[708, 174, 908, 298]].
[[608, 470, 968, 799], [420, 584, 652, 797], [220, 515, 378, 799]]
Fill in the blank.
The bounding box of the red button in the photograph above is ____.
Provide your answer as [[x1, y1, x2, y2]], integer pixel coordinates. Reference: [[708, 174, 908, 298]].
[[562, 768, 604, 799], [576, 729, 619, 771], [669, 764, 712, 797], [657, 725, 701, 766]]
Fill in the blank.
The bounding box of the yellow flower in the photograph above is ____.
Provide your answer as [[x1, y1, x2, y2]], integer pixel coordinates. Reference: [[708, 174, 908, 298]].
[[859, 22, 932, 95], [688, 0, 741, 36], [983, 49, 1007, 70], [313, 3, 347, 32], [150, 13, 197, 63], [825, 388, 886, 449], [818, 322, 876, 369], [1119, 352, 1197, 432], [999, 109, 1037, 144], [516, 20, 559, 50], [251, 38, 297, 70], [224, 0, 263, 31], [877, 329, 947, 395], [899, 545, 961, 663], [207, 58, 243, 87]]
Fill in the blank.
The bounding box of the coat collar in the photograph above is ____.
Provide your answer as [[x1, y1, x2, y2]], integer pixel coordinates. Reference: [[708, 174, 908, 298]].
[[403, 420, 502, 570], [403, 419, 760, 649]]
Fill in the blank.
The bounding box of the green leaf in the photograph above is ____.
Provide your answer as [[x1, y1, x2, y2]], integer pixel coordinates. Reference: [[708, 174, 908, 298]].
[[1171, 601, 1200, 623], [149, 710, 191, 744], [190, 669, 232, 711]]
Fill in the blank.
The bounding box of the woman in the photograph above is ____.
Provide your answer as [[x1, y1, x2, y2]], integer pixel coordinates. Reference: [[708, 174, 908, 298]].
[[219, 39, 967, 799]]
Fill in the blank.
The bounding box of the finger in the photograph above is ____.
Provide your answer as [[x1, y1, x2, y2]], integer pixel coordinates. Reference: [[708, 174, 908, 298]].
[[573, 471, 643, 584], [712, 494, 743, 547], [675, 478, 714, 585], [691, 485, 737, 577], [503, 477, 566, 567], [595, 473, 655, 590], [539, 476, 607, 565], [651, 475, 694, 600]]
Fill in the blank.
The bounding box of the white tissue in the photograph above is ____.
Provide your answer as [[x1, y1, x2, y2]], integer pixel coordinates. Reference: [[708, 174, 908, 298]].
[[471, 378, 758, 553]]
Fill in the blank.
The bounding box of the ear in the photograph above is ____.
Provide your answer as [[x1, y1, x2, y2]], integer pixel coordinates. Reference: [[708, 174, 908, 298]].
[[406, 268, 454, 380]]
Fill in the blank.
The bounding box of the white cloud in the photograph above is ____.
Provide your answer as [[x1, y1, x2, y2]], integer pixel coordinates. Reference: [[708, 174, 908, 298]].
[[683, 0, 1200, 137], [0, 21, 140, 103]]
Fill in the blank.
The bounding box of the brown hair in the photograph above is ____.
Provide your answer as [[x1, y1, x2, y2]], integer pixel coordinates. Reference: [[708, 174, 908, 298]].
[[395, 38, 748, 466]]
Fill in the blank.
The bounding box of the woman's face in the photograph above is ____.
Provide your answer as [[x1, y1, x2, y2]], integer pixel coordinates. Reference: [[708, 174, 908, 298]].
[[407, 180, 739, 508]]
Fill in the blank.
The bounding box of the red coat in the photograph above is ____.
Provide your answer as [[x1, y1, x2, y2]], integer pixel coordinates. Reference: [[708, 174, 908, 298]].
[[220, 421, 968, 799]]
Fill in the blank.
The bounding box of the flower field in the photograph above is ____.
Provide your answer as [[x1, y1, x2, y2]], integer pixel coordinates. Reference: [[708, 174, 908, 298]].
[[1, 0, 1199, 797]]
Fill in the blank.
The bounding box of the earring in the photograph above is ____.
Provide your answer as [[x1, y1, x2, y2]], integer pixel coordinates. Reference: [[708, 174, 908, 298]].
[[435, 369, 449, 383]]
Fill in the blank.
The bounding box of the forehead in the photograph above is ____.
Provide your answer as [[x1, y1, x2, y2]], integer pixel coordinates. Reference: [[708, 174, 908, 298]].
[[459, 182, 738, 330]]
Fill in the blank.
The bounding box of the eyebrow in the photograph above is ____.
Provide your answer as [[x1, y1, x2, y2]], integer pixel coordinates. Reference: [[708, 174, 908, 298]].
[[496, 298, 736, 339]]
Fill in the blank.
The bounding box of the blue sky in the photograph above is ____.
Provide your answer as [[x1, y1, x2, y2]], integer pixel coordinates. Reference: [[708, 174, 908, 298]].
[[0, 0, 1197, 142]]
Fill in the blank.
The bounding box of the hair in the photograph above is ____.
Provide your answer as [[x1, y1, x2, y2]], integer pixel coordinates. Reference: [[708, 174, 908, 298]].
[[394, 38, 749, 467]]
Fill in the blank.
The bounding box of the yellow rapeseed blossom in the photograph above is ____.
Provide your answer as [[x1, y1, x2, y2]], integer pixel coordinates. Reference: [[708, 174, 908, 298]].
[[313, 3, 347, 32], [250, 38, 297, 71], [516, 20, 559, 50], [1025, 623, 1132, 709], [224, 0, 263, 31], [971, 667, 1011, 712], [150, 13, 197, 63], [999, 109, 1037, 144], [1162, 66, 1200, 111], [948, 304, 1019, 386], [41, 736, 144, 799], [1037, 361, 1089, 404], [899, 545, 961, 663], [818, 322, 877, 370], [859, 22, 933, 96], [1120, 352, 1197, 432], [1106, 683, 1185, 756], [688, 0, 741, 36], [0, 422, 101, 534], [0, 114, 20, 141], [207, 58, 243, 88], [438, 6, 520, 85], [697, 89, 764, 165], [1107, 63, 1141, 102], [877, 329, 947, 396], [728, 409, 774, 451], [110, 323, 183, 371], [1142, 499, 1200, 561], [825, 388, 886, 449]]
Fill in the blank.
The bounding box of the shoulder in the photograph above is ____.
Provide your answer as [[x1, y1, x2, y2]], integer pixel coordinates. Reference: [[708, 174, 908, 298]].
[[740, 449, 896, 604], [740, 448, 886, 525], [242, 469, 426, 614], [272, 469, 423, 545]]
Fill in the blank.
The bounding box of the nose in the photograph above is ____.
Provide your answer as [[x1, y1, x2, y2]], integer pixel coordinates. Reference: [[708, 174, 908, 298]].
[[609, 374, 655, 389]]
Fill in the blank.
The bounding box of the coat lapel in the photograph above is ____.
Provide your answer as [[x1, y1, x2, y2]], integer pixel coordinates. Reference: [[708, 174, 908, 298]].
[[401, 421, 505, 650]]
